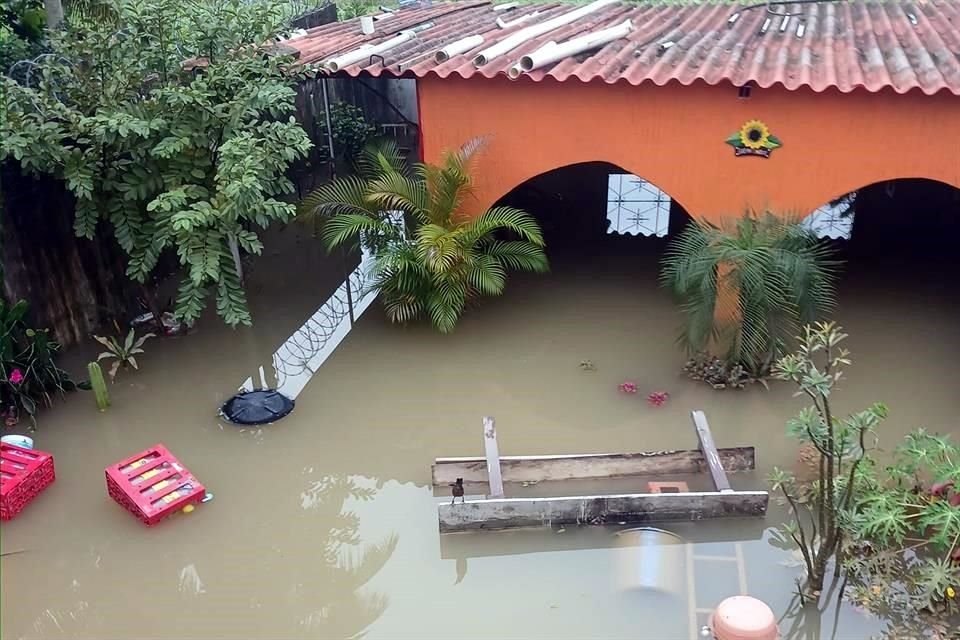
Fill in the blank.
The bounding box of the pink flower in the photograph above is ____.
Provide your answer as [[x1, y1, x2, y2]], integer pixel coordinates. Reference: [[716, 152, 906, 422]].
[[647, 391, 670, 407], [8, 369, 23, 385], [618, 381, 638, 394]]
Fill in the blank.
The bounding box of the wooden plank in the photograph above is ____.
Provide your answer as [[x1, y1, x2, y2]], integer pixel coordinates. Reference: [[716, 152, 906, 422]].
[[437, 490, 769, 533], [438, 517, 769, 559], [482, 416, 504, 498], [691, 410, 732, 493], [432, 447, 755, 486]]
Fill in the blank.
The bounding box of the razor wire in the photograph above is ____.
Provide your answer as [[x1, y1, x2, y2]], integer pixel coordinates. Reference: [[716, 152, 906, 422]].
[[253, 212, 404, 399]]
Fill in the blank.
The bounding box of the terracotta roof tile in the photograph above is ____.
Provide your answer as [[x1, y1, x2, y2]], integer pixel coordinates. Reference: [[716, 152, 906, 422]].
[[284, 0, 960, 95]]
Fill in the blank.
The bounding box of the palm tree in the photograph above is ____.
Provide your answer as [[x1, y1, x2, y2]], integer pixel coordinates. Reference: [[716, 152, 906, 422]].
[[660, 210, 840, 374], [300, 138, 549, 333]]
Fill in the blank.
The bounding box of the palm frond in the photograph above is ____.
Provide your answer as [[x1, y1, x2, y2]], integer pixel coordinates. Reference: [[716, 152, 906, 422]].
[[468, 254, 507, 296], [484, 240, 549, 273], [418, 161, 472, 226], [415, 224, 465, 273], [321, 214, 395, 251], [427, 275, 468, 334], [367, 172, 430, 223], [298, 176, 377, 221], [456, 136, 488, 163], [466, 207, 545, 246], [354, 139, 406, 180]]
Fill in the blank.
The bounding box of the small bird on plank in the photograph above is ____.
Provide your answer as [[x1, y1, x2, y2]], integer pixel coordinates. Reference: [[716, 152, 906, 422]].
[[450, 478, 464, 505]]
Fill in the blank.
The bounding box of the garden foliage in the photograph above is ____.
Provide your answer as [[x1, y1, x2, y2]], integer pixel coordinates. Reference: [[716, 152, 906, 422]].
[[1, 0, 313, 327]]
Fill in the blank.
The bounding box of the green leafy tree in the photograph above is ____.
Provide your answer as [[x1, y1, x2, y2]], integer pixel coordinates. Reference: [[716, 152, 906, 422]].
[[300, 139, 549, 333], [336, 0, 380, 20], [324, 102, 377, 168], [1, 0, 312, 327], [769, 322, 887, 595], [660, 211, 840, 374]]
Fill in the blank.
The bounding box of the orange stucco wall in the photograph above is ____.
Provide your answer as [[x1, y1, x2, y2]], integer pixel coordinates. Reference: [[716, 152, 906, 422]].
[[417, 76, 960, 222]]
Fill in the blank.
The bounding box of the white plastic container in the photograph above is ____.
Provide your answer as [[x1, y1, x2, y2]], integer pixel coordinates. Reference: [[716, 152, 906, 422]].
[[1, 434, 34, 449]]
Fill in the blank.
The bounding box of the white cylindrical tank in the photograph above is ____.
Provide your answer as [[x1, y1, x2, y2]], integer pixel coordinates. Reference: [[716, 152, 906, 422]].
[[614, 527, 686, 596]]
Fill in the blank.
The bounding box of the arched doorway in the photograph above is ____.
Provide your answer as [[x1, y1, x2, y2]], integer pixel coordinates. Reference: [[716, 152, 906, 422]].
[[492, 162, 692, 260], [802, 179, 960, 367], [803, 178, 960, 267]]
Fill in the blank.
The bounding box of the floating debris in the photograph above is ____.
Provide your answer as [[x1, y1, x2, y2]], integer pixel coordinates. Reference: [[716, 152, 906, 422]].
[[578, 360, 596, 371], [683, 353, 752, 390]]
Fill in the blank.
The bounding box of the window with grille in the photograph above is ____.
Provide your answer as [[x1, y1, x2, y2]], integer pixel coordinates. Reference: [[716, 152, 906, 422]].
[[802, 201, 854, 240], [606, 174, 671, 237]]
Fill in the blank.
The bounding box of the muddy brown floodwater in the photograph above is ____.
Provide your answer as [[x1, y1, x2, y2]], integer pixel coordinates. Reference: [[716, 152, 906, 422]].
[[2, 226, 959, 640]]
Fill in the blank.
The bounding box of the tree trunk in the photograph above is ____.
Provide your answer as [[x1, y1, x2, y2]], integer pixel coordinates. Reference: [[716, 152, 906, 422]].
[[44, 0, 64, 29], [228, 234, 244, 285], [808, 554, 828, 593], [2, 164, 131, 347]]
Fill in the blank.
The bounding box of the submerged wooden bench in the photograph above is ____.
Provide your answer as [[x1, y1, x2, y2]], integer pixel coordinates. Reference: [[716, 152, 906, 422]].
[[435, 411, 768, 533]]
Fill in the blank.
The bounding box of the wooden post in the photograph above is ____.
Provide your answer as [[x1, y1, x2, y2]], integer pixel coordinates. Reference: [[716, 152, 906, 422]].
[[482, 416, 504, 498], [691, 410, 733, 493]]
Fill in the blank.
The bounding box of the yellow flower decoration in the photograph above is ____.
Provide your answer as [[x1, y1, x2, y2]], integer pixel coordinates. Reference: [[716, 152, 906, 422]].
[[739, 120, 771, 150], [948, 586, 956, 599]]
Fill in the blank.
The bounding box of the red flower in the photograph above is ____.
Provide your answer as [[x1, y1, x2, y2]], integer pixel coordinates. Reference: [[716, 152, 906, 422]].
[[8, 369, 23, 385], [647, 391, 670, 407], [618, 381, 638, 394]]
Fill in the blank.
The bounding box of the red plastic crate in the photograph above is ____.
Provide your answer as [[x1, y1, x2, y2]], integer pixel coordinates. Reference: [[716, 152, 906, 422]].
[[105, 444, 205, 526], [1, 443, 55, 521]]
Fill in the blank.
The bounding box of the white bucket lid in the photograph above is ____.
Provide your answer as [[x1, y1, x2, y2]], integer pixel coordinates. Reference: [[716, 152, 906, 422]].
[[1, 434, 34, 449]]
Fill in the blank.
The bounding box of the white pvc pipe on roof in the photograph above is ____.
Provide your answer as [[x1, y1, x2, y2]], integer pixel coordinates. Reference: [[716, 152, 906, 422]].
[[497, 11, 540, 29], [324, 30, 416, 72], [436, 34, 485, 62], [510, 18, 633, 78], [473, 0, 619, 67]]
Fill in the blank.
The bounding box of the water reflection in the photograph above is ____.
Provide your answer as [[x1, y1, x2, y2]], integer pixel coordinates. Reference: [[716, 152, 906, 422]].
[[295, 474, 398, 638], [777, 575, 851, 640]]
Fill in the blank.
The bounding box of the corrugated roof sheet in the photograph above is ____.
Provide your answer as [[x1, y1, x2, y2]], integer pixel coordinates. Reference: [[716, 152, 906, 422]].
[[285, 0, 960, 96]]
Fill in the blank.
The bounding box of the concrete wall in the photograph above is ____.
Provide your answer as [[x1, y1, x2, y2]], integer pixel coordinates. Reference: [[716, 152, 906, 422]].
[[417, 76, 960, 223]]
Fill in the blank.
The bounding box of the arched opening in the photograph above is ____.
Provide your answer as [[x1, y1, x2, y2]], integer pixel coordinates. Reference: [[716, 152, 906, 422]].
[[492, 162, 692, 264], [802, 179, 960, 375], [804, 178, 960, 281]]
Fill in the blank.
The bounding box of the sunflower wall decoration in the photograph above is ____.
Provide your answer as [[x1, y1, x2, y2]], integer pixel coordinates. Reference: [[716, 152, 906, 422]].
[[725, 120, 782, 158]]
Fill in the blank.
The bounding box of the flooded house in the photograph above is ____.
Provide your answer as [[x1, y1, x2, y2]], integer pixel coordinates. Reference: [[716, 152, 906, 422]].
[[3, 1, 960, 639]]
